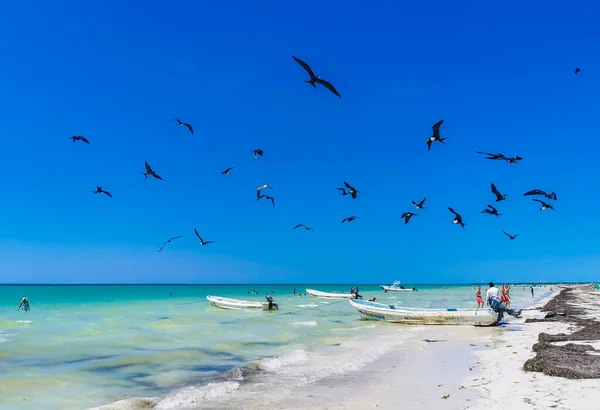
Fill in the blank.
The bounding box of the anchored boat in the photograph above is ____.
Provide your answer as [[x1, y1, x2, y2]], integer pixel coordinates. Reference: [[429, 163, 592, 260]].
[[206, 295, 279, 310], [380, 281, 415, 292], [349, 299, 499, 326], [306, 288, 361, 299]]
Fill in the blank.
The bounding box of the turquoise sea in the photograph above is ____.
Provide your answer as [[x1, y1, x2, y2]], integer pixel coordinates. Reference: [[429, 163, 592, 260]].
[[0, 284, 553, 409]]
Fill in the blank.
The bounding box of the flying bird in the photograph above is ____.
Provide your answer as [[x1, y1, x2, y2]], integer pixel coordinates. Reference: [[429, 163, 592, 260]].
[[142, 161, 164, 181], [71, 136, 90, 144], [412, 198, 427, 209], [504, 155, 523, 164], [340, 181, 359, 199], [475, 151, 506, 160], [448, 207, 465, 228], [481, 204, 501, 217], [173, 119, 194, 134], [257, 184, 272, 199], [491, 183, 507, 202], [252, 149, 264, 158], [292, 56, 341, 98], [194, 228, 215, 245], [401, 212, 417, 225], [158, 235, 183, 253], [92, 186, 112, 198], [523, 189, 557, 200], [342, 216, 357, 223], [293, 224, 315, 237], [502, 231, 520, 240], [221, 167, 235, 175], [336, 188, 349, 196], [574, 68, 581, 75], [426, 120, 449, 151], [256, 195, 275, 208], [532, 199, 555, 211]]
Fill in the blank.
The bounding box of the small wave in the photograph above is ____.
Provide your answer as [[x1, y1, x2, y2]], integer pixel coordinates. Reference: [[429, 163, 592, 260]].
[[296, 304, 318, 308], [153, 381, 241, 409], [253, 349, 309, 371], [16, 320, 32, 324], [291, 321, 318, 326]]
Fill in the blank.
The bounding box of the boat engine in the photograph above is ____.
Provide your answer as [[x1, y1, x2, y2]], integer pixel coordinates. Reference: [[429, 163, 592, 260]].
[[350, 286, 363, 300], [265, 294, 279, 310]]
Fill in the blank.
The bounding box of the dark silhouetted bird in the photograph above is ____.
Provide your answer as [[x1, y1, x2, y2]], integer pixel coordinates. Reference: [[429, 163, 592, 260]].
[[532, 199, 555, 211], [503, 231, 519, 240], [504, 155, 523, 164], [92, 186, 112, 198], [173, 119, 194, 134], [221, 167, 235, 175], [475, 151, 506, 160], [574, 68, 581, 75], [257, 184, 272, 199], [481, 204, 500, 216], [293, 224, 315, 237], [426, 120, 449, 151], [337, 188, 349, 196], [412, 198, 427, 209], [448, 207, 465, 228], [401, 212, 417, 225], [158, 235, 183, 253], [194, 228, 215, 245], [252, 149, 264, 158], [342, 216, 357, 223], [256, 195, 275, 208], [523, 189, 557, 200], [143, 161, 164, 181], [71, 136, 90, 144], [491, 183, 507, 202], [340, 181, 359, 199], [292, 56, 341, 98]]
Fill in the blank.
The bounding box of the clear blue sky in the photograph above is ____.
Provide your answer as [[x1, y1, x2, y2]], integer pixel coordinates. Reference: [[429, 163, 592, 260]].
[[0, 0, 598, 284]]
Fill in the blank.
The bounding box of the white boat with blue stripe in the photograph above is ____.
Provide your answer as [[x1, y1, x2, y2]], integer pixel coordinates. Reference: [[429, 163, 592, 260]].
[[380, 281, 414, 292], [349, 299, 499, 326]]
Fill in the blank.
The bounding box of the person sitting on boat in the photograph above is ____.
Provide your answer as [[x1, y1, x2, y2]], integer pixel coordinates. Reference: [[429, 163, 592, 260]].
[[265, 294, 278, 310], [486, 282, 521, 322], [18, 297, 30, 312], [368, 297, 376, 302]]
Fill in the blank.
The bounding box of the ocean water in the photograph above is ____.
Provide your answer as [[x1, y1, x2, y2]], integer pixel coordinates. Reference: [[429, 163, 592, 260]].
[[0, 284, 552, 409]]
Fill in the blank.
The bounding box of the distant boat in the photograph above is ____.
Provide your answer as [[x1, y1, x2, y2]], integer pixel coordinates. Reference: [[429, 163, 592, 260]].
[[380, 281, 414, 292], [349, 299, 499, 326], [206, 295, 278, 311], [305, 288, 361, 299]]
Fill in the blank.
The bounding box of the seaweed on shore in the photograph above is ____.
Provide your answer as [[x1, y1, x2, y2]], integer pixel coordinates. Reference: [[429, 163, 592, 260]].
[[522, 288, 600, 379]]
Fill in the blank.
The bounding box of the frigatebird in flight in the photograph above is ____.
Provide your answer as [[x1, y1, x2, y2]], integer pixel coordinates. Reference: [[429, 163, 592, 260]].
[[143, 161, 164, 181], [221, 167, 235, 175], [426, 120, 449, 151], [412, 198, 427, 209], [503, 231, 519, 240], [293, 224, 315, 237], [481, 204, 500, 217], [401, 212, 417, 225], [71, 136, 90, 144], [491, 183, 507, 202], [292, 56, 341, 98], [252, 149, 264, 158], [342, 216, 357, 223], [173, 119, 194, 134], [448, 207, 465, 228], [532, 199, 555, 211], [194, 228, 215, 245], [158, 235, 183, 253], [523, 189, 557, 200], [92, 186, 112, 198]]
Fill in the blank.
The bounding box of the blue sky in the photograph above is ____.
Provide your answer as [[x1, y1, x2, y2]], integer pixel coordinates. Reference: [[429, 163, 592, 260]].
[[0, 0, 599, 284]]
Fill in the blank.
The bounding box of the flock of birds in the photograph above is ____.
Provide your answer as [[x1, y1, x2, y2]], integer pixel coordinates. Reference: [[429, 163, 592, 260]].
[[70, 56, 577, 253]]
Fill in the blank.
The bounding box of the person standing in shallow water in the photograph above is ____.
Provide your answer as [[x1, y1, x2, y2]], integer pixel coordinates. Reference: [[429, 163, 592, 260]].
[[486, 282, 521, 322], [476, 286, 484, 308], [530, 286, 534, 298], [18, 297, 30, 311]]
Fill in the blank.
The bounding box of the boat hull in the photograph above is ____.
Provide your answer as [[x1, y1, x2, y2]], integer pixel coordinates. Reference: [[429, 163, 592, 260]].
[[206, 296, 272, 310], [380, 285, 413, 292], [305, 288, 358, 299], [349, 299, 498, 326]]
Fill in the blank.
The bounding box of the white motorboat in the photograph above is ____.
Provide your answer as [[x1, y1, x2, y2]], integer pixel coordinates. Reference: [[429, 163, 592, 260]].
[[380, 281, 414, 292], [206, 295, 278, 310], [305, 288, 360, 299], [349, 299, 499, 326]]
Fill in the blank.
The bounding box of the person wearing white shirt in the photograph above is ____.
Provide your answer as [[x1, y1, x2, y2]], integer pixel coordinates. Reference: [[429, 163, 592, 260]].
[[486, 282, 521, 322]]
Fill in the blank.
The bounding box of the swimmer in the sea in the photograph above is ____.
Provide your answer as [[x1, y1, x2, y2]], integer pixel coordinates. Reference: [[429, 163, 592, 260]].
[[18, 297, 30, 311]]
